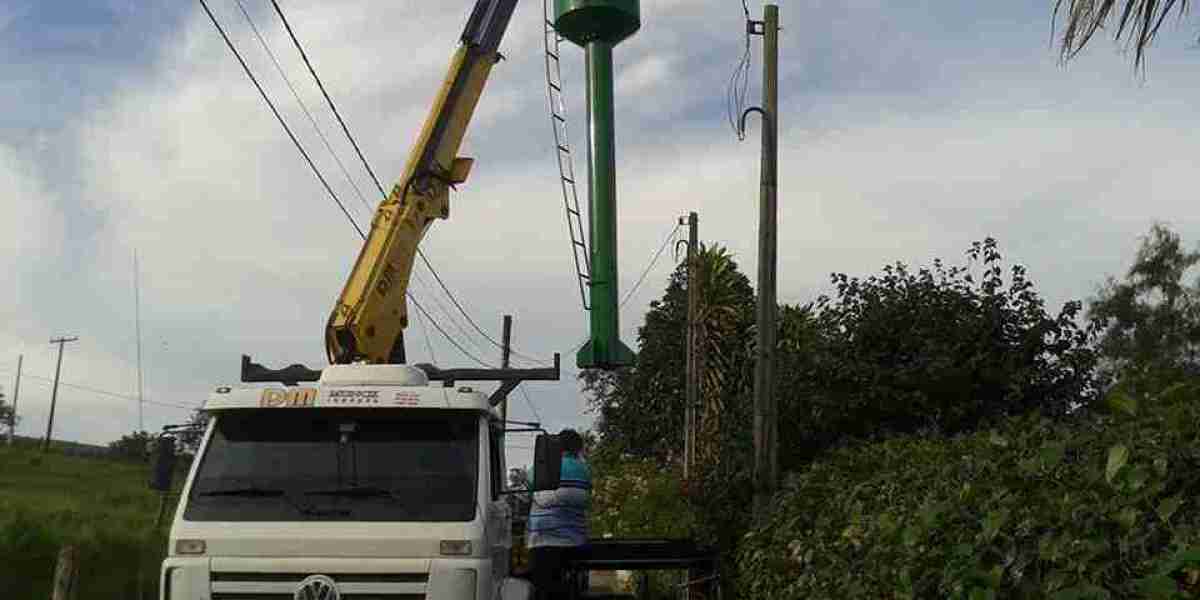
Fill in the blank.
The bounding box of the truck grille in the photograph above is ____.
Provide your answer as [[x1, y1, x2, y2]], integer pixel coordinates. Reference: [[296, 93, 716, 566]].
[[210, 571, 427, 599]]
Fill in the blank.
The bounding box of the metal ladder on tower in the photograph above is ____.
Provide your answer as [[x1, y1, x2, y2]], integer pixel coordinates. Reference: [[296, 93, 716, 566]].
[[543, 0, 591, 311]]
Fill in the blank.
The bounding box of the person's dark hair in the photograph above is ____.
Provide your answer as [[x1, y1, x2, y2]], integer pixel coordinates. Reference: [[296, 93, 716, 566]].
[[559, 429, 583, 455]]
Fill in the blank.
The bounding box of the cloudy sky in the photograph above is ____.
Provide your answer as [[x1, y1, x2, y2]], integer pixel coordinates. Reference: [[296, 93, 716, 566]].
[[2, 0, 1198, 467]]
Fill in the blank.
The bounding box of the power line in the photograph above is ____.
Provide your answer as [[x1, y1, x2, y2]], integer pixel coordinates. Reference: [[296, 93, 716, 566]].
[[0, 369, 196, 411], [416, 250, 547, 366], [267, 0, 388, 199], [727, 0, 754, 140], [411, 297, 440, 366], [518, 384, 543, 424], [620, 223, 682, 308], [211, 0, 529, 370], [410, 269, 498, 361], [407, 292, 493, 368], [197, 0, 364, 239], [267, 0, 548, 367], [233, 0, 376, 218]]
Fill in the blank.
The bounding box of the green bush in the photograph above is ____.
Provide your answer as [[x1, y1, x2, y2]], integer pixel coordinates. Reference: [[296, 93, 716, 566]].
[[737, 383, 1200, 599], [0, 446, 168, 598], [589, 454, 700, 599]]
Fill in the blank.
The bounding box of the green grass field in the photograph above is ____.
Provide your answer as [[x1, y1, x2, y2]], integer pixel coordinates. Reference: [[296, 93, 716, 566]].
[[0, 443, 172, 599]]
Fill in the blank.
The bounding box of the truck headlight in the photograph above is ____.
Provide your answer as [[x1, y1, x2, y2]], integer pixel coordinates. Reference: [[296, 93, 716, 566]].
[[175, 539, 206, 555], [439, 540, 472, 556]]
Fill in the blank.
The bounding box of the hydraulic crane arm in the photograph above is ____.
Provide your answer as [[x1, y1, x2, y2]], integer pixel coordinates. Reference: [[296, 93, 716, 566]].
[[326, 0, 518, 365]]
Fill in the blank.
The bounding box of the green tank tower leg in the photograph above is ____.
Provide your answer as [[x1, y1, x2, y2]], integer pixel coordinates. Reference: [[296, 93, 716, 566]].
[[553, 0, 640, 369]]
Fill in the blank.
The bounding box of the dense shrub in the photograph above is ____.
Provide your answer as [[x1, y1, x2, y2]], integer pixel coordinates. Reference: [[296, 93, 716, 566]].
[[737, 382, 1200, 599], [792, 238, 1099, 457]]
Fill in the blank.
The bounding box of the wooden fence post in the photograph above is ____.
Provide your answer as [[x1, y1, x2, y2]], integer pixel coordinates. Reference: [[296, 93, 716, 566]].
[[51, 545, 78, 600]]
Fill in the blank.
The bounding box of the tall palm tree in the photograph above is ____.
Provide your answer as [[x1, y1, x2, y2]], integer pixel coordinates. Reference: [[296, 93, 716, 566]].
[[1055, 0, 1191, 67]]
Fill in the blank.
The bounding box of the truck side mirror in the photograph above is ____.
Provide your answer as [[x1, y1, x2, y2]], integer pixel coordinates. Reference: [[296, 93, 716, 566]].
[[149, 436, 177, 492], [532, 434, 561, 492]]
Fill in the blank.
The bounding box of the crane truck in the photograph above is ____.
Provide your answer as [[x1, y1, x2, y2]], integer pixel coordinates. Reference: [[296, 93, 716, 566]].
[[148, 2, 570, 599], [149, 1, 717, 598]]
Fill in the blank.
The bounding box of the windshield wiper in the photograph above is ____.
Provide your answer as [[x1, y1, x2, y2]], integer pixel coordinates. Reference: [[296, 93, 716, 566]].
[[303, 485, 398, 499], [197, 486, 285, 497], [196, 486, 345, 517]]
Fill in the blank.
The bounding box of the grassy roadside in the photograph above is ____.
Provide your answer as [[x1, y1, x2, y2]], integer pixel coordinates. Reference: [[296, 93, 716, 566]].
[[0, 444, 170, 599]]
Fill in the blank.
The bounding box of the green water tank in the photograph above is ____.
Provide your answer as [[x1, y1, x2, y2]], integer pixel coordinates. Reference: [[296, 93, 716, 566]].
[[554, 0, 640, 47]]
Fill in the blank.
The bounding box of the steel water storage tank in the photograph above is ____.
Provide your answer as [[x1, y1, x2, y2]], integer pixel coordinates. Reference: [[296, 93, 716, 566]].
[[553, 0, 640, 47]]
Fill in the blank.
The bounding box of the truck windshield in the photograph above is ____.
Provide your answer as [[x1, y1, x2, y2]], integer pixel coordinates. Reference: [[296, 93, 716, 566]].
[[184, 408, 479, 522]]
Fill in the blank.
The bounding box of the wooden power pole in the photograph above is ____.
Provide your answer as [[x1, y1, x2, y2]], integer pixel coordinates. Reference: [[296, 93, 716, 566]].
[[751, 4, 780, 517], [683, 212, 700, 482], [44, 336, 78, 453], [500, 315, 513, 426]]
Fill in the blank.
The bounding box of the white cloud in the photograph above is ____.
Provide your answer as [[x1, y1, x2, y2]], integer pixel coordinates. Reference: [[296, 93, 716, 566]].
[[5, 0, 1200, 456]]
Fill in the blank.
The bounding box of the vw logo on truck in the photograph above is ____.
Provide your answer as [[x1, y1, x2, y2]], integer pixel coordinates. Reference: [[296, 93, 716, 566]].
[[294, 575, 339, 600]]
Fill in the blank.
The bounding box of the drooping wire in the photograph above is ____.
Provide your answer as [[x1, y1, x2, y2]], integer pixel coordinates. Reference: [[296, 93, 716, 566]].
[[267, 0, 388, 199], [0, 369, 196, 411], [412, 302, 439, 366], [415, 250, 547, 366], [411, 268, 501, 364], [620, 223, 683, 308], [197, 0, 364, 239], [727, 0, 754, 140], [518, 384, 543, 424], [233, 0, 375, 218], [408, 293, 493, 368], [268, 0, 550, 367], [202, 0, 492, 369]]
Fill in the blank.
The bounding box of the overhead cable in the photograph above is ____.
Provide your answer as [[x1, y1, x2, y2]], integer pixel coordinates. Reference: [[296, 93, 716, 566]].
[[518, 384, 543, 424], [268, 0, 549, 367], [267, 0, 389, 199], [407, 293, 494, 368], [620, 223, 682, 308], [197, 0, 364, 238], [0, 370, 196, 411], [233, 0, 376, 218], [202, 0, 489, 369], [727, 0, 754, 140]]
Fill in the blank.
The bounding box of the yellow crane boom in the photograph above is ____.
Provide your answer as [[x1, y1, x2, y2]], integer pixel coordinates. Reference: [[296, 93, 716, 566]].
[[326, 0, 518, 365]]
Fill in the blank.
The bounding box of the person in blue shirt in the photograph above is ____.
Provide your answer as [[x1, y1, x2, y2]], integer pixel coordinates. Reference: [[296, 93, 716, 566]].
[[525, 428, 591, 600]]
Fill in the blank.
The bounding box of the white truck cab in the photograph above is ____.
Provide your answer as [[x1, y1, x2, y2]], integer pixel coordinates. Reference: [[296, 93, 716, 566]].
[[156, 363, 547, 600]]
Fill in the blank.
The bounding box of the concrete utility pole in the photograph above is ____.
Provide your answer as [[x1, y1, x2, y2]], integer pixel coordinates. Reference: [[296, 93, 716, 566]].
[[750, 4, 780, 517], [44, 336, 79, 453], [500, 315, 513, 427], [683, 212, 700, 482], [7, 354, 20, 445]]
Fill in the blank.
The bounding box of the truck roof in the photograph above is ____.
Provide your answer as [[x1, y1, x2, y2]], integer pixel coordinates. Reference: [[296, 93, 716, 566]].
[[202, 364, 496, 414]]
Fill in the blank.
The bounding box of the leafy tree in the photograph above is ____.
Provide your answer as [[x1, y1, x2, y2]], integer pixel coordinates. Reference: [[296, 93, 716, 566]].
[[582, 243, 755, 464], [799, 238, 1099, 446], [1054, 0, 1193, 68], [0, 392, 15, 437], [1089, 223, 1200, 396], [176, 410, 209, 457], [108, 430, 154, 461]]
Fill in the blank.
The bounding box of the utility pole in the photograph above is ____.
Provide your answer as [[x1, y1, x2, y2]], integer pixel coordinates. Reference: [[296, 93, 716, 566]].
[[7, 354, 20, 445], [682, 211, 701, 600], [683, 212, 700, 483], [44, 336, 79, 453], [134, 249, 145, 432], [750, 4, 780, 518], [500, 315, 513, 427]]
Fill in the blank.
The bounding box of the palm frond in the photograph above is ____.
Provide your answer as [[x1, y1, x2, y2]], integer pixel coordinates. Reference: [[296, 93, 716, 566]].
[[1054, 0, 1191, 68]]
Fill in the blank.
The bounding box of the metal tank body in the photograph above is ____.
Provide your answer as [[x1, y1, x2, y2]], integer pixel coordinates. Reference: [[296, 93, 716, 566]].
[[554, 0, 641, 369], [554, 0, 640, 45]]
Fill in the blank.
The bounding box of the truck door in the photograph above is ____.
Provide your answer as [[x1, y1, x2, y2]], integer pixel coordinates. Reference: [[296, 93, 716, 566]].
[[487, 423, 512, 593]]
